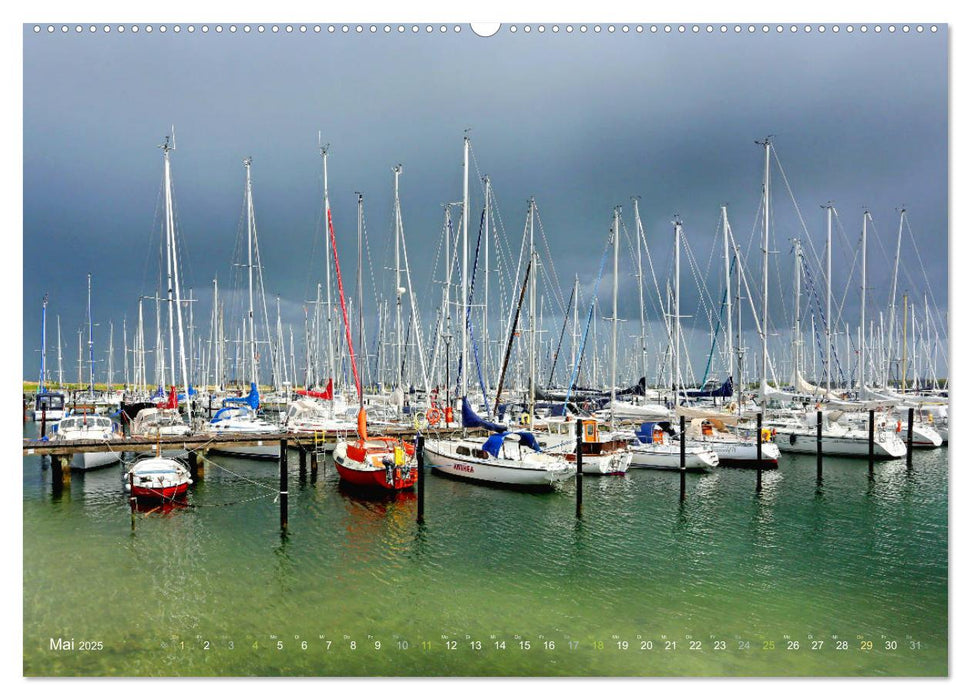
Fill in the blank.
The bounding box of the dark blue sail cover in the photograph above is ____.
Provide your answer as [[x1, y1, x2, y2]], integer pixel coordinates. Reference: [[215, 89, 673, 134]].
[[222, 382, 260, 410], [684, 376, 733, 398], [482, 431, 543, 458], [461, 397, 506, 433]]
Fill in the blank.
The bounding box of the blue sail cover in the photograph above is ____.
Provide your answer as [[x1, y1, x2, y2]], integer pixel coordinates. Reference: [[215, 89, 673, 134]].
[[222, 382, 260, 410], [177, 384, 199, 401], [684, 376, 733, 398], [461, 397, 506, 433], [482, 431, 543, 458], [635, 421, 675, 443]]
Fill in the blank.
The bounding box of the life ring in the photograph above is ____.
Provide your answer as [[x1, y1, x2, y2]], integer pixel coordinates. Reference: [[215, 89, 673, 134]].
[[426, 408, 442, 426]]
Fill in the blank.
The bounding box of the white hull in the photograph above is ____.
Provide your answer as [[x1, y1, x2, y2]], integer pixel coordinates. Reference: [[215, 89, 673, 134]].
[[902, 424, 943, 449], [628, 444, 718, 471], [73, 450, 122, 470], [208, 443, 281, 459], [774, 430, 906, 459], [699, 438, 781, 465], [573, 451, 632, 475], [423, 441, 574, 488]]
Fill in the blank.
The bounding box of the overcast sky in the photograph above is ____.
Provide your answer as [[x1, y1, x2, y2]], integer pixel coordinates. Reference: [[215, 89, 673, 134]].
[[22, 24, 947, 386]]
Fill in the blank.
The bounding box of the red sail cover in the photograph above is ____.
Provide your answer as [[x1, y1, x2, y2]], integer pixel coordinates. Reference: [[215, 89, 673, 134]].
[[157, 386, 178, 410], [297, 378, 333, 400]]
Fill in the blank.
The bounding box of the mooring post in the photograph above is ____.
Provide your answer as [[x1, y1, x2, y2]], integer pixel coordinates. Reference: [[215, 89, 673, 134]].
[[416, 434, 425, 524], [816, 410, 823, 480], [868, 409, 875, 471], [679, 415, 686, 501], [129, 470, 136, 530], [906, 407, 914, 466], [299, 446, 307, 480], [575, 419, 584, 518], [756, 412, 763, 492], [40, 408, 47, 438], [52, 454, 71, 488], [280, 438, 289, 532], [310, 449, 319, 482]]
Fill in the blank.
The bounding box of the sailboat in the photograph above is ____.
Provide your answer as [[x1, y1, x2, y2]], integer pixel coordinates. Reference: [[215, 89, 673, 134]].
[[423, 137, 573, 489], [33, 294, 66, 421], [205, 158, 281, 458], [332, 193, 419, 491], [624, 217, 718, 471]]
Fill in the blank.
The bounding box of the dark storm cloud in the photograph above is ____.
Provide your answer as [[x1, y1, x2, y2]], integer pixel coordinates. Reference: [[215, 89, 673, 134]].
[[23, 26, 947, 382]]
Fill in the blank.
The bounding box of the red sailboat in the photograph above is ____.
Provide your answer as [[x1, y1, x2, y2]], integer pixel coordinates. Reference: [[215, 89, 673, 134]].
[[329, 190, 417, 491], [333, 409, 417, 491]]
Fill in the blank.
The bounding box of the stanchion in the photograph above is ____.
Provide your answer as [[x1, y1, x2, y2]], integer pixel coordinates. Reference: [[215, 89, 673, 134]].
[[575, 419, 584, 518], [679, 415, 686, 501], [416, 435, 425, 524], [280, 438, 289, 532], [906, 407, 914, 467], [816, 410, 823, 480], [756, 412, 763, 492], [868, 409, 875, 472], [129, 470, 136, 530]]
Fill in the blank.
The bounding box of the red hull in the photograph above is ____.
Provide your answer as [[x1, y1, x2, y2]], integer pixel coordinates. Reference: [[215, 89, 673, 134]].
[[334, 461, 417, 491], [131, 483, 190, 501]]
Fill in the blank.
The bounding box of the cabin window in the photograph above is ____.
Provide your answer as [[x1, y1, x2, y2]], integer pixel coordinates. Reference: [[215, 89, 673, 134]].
[[456, 446, 471, 457]]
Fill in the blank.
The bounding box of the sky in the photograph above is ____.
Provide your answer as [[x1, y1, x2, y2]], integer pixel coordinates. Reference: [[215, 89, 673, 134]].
[[22, 23, 948, 387]]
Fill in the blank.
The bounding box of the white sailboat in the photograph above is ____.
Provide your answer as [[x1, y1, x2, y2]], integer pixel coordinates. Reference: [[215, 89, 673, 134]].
[[204, 157, 280, 458], [423, 137, 573, 489]]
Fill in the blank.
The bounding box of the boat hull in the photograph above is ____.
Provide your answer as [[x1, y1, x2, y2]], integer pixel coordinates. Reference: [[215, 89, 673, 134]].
[[72, 450, 122, 471], [701, 439, 780, 468], [628, 444, 718, 471], [564, 450, 632, 475], [333, 443, 417, 491], [774, 431, 906, 459], [423, 442, 574, 489]]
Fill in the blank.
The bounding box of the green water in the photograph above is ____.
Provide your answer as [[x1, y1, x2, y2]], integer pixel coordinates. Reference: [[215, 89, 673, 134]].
[[23, 423, 947, 676]]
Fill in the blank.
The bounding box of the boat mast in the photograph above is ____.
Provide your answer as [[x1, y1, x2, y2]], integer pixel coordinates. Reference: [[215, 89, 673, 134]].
[[162, 137, 177, 389], [57, 314, 63, 389], [886, 208, 904, 387], [461, 134, 470, 405], [393, 164, 404, 396], [572, 274, 579, 389], [528, 197, 536, 429], [166, 136, 192, 422], [483, 175, 491, 391], [87, 273, 95, 393], [792, 238, 802, 387], [758, 137, 771, 411], [610, 206, 621, 430], [860, 209, 870, 391], [634, 198, 648, 403], [77, 328, 82, 388], [39, 295, 47, 393], [902, 292, 909, 391], [357, 192, 365, 411], [673, 217, 682, 407], [107, 321, 114, 391], [722, 205, 734, 393], [122, 318, 129, 389], [244, 157, 258, 387], [320, 139, 337, 401], [825, 203, 833, 393]]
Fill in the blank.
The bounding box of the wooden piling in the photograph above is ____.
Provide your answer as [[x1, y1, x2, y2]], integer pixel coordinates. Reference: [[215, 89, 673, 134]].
[[310, 449, 319, 481], [868, 409, 875, 471], [51, 454, 71, 489], [129, 470, 136, 530], [679, 415, 686, 501], [40, 408, 47, 438], [299, 447, 307, 479], [906, 407, 914, 467], [756, 412, 763, 492], [575, 419, 583, 518], [416, 435, 425, 524], [280, 438, 289, 532], [816, 410, 823, 480]]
